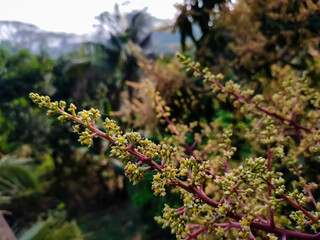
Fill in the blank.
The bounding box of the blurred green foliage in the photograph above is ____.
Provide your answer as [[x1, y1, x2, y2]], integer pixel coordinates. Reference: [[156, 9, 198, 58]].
[[0, 6, 160, 239], [18, 204, 84, 240]]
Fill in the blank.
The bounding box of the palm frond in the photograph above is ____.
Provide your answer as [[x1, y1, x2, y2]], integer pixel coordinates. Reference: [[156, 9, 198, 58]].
[[18, 217, 84, 240], [0, 155, 39, 200]]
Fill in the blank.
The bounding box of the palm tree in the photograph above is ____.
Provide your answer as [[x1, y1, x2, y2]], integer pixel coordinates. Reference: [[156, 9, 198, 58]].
[[63, 4, 153, 112], [0, 155, 39, 204], [0, 154, 40, 240]]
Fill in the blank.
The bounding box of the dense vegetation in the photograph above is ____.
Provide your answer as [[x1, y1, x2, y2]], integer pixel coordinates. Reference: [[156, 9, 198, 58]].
[[2, 1, 320, 239]]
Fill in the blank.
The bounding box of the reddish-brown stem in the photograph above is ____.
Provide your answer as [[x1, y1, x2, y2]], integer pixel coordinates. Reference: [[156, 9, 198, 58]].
[[257, 216, 268, 224], [250, 221, 320, 240], [136, 160, 143, 166], [267, 144, 275, 227], [249, 232, 257, 240], [290, 95, 299, 122], [193, 185, 219, 206], [274, 91, 286, 112], [225, 157, 230, 173], [185, 215, 222, 240], [279, 192, 318, 223], [219, 179, 242, 205], [216, 221, 241, 228], [236, 196, 246, 208], [184, 227, 206, 240], [154, 96, 180, 136], [187, 224, 201, 229], [58, 109, 116, 144], [154, 96, 200, 159], [216, 220, 320, 239], [184, 145, 199, 159], [176, 206, 187, 215], [189, 132, 205, 151], [264, 179, 318, 224], [205, 170, 216, 179], [294, 166, 317, 208], [224, 146, 230, 174]]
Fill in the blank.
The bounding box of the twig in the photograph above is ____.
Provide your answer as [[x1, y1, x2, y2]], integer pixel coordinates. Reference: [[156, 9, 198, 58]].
[[191, 67, 313, 133]]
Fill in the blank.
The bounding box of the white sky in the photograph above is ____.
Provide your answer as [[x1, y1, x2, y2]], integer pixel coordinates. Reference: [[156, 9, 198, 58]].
[[0, 0, 183, 34]]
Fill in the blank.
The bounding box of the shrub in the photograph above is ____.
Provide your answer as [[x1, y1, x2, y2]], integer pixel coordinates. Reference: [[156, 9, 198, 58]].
[[30, 54, 320, 240]]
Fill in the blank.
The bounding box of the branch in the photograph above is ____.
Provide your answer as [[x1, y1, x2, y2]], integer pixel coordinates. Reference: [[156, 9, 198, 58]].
[[294, 166, 317, 208], [184, 227, 206, 240], [264, 178, 318, 224], [154, 95, 199, 159], [191, 66, 312, 133]]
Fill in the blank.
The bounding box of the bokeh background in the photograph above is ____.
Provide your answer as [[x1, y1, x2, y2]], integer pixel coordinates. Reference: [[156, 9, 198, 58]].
[[1, 0, 320, 239]]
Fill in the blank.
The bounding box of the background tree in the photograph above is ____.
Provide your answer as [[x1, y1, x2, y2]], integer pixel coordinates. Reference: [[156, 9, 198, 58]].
[[61, 4, 153, 113], [174, 0, 320, 80]]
